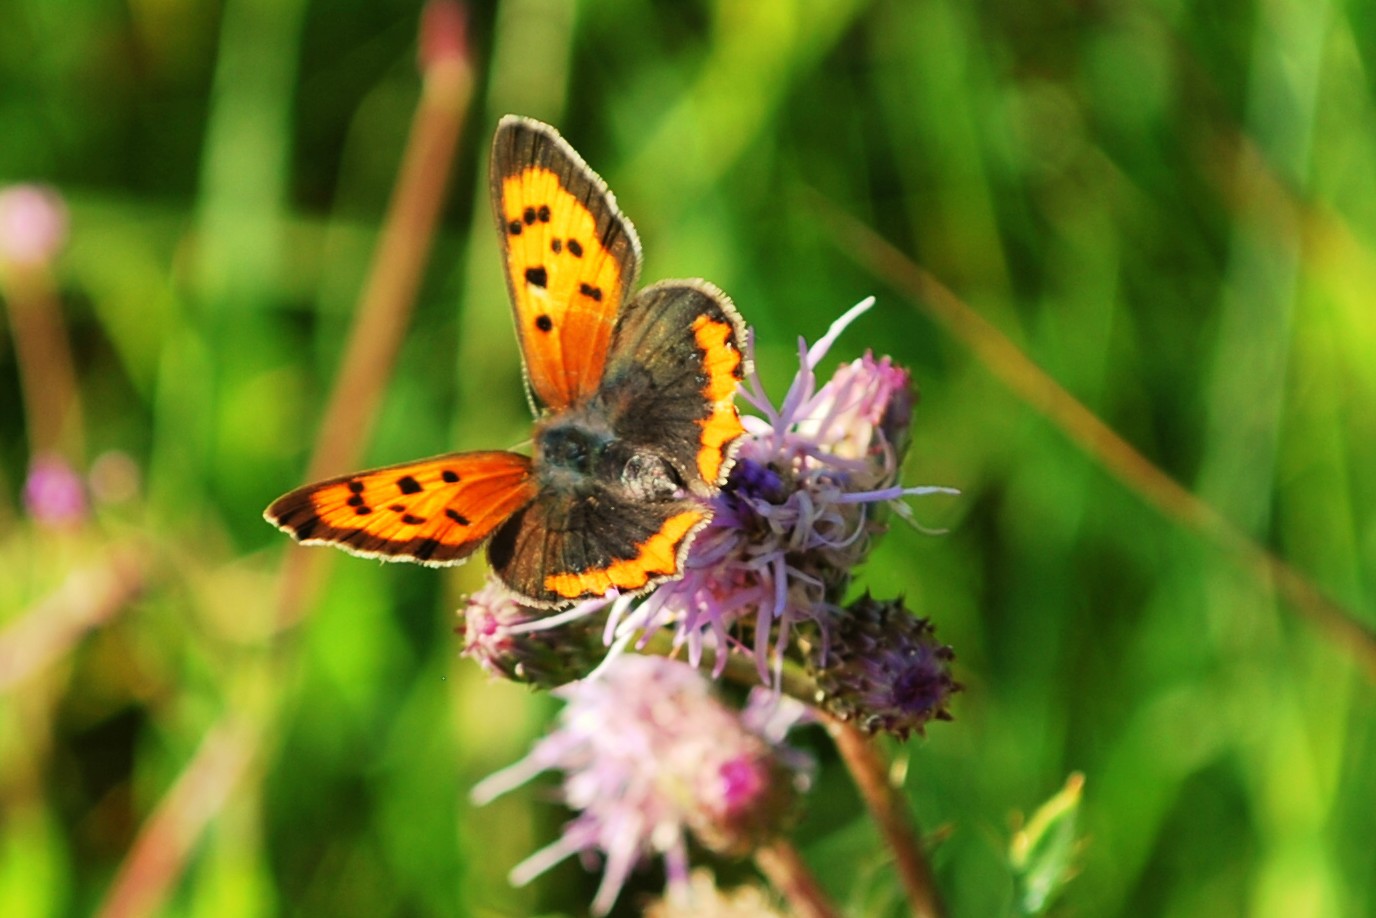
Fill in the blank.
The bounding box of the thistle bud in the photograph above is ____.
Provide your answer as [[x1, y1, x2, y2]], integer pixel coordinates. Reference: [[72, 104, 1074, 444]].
[[459, 575, 605, 687], [810, 594, 960, 740]]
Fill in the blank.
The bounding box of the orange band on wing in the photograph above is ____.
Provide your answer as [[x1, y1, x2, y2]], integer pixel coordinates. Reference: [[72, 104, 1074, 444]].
[[691, 313, 746, 483], [542, 509, 705, 599]]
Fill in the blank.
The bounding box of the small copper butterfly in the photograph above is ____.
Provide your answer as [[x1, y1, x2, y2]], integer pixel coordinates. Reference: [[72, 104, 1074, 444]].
[[265, 116, 748, 606]]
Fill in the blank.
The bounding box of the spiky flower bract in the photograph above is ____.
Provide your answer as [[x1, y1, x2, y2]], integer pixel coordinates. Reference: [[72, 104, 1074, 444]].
[[810, 594, 960, 739]]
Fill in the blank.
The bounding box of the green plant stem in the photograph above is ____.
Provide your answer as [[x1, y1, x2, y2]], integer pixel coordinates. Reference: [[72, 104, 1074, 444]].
[[754, 837, 841, 918], [827, 713, 945, 918], [2, 267, 84, 461], [0, 548, 143, 693]]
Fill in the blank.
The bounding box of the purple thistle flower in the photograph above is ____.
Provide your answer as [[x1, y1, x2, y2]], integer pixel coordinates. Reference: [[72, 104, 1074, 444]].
[[23, 453, 87, 529], [471, 655, 813, 915], [604, 298, 954, 682]]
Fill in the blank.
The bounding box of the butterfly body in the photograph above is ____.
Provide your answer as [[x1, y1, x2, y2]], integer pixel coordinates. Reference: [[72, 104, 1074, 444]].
[[266, 117, 747, 607], [531, 409, 676, 504]]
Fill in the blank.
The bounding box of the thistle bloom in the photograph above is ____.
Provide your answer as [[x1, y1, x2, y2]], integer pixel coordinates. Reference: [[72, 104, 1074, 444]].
[[605, 297, 953, 680], [471, 655, 813, 915]]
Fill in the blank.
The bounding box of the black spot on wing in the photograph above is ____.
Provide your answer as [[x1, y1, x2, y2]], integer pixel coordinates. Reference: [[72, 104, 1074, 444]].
[[445, 509, 470, 525], [525, 266, 548, 288], [536, 314, 553, 332], [579, 282, 602, 302], [567, 239, 583, 257], [397, 475, 422, 495], [441, 469, 460, 483]]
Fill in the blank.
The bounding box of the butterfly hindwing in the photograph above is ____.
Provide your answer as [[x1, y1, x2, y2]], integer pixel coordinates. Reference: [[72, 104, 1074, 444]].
[[265, 452, 537, 567], [597, 279, 749, 491], [490, 115, 642, 412], [488, 485, 708, 605]]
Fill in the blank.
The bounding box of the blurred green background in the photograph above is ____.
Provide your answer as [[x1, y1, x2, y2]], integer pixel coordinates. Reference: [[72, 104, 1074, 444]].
[[2, 0, 1374, 915]]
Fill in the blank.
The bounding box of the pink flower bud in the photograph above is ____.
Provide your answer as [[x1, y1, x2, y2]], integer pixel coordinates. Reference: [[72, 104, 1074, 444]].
[[0, 185, 68, 267]]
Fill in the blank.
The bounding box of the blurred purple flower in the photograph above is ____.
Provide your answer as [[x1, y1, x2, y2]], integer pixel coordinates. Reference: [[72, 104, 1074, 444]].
[[0, 184, 68, 267], [472, 655, 813, 915], [23, 453, 87, 528]]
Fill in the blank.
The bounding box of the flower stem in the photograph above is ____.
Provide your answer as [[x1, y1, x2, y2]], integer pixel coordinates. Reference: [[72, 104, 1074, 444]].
[[95, 719, 256, 918], [2, 267, 84, 461], [754, 838, 841, 918], [827, 714, 945, 918]]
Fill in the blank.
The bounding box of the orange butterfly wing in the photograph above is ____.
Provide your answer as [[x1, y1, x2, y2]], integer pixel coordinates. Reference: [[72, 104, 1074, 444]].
[[264, 452, 537, 567], [490, 115, 641, 411]]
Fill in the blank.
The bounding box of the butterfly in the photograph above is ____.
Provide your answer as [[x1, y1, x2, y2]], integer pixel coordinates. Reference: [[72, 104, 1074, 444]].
[[265, 116, 748, 606]]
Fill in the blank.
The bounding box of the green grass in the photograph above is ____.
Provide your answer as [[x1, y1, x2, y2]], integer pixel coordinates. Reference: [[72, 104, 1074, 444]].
[[2, 0, 1374, 914]]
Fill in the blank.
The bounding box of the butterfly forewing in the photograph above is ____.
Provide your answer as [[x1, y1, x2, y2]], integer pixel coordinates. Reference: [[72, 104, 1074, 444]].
[[491, 115, 642, 411], [265, 452, 537, 567]]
